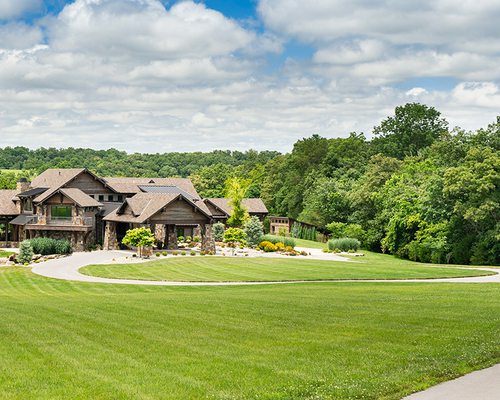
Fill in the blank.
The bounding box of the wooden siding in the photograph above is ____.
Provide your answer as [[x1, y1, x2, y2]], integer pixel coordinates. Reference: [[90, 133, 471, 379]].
[[65, 172, 113, 195], [150, 199, 209, 224]]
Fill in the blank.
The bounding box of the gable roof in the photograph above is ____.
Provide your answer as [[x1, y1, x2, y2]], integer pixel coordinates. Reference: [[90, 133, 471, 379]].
[[204, 198, 268, 217], [0, 190, 19, 216], [104, 192, 211, 223], [59, 188, 102, 207], [30, 168, 86, 189], [102, 177, 200, 198], [34, 188, 102, 207]]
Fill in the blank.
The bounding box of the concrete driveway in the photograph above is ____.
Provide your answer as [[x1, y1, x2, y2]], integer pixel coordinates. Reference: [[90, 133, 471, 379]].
[[30, 250, 500, 286]]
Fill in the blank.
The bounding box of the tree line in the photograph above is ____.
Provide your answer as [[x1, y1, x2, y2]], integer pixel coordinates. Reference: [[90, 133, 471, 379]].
[[0, 103, 498, 265]]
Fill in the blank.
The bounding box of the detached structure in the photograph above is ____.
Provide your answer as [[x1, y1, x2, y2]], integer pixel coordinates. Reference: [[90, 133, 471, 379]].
[[0, 168, 268, 252]]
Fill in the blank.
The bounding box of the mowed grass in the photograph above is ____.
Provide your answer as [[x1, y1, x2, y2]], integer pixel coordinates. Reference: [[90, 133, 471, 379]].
[[80, 252, 492, 282], [0, 251, 15, 258], [294, 238, 328, 249], [0, 267, 499, 399]]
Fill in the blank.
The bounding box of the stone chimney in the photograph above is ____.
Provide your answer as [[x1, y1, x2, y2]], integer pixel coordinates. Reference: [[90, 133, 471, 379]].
[[16, 177, 31, 193]]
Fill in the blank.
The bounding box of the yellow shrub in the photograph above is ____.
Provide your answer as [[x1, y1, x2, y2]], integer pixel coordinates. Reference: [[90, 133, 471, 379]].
[[259, 241, 278, 252], [275, 242, 285, 250]]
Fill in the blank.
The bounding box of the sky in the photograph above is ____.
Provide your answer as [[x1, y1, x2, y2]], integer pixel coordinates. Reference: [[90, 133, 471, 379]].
[[0, 0, 499, 153]]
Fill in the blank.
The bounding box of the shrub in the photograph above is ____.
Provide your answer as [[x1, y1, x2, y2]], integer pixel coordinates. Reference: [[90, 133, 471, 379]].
[[223, 227, 247, 247], [185, 236, 192, 242], [243, 216, 264, 247], [181, 251, 186, 256], [177, 236, 185, 242], [155, 252, 161, 257], [190, 251, 196, 256], [192, 235, 201, 243], [18, 240, 33, 264], [30, 237, 72, 255], [259, 241, 277, 252], [275, 242, 285, 251], [328, 237, 361, 252], [260, 235, 295, 248], [212, 222, 225, 241], [162, 251, 168, 256], [200, 251, 206, 256], [172, 251, 178, 256]]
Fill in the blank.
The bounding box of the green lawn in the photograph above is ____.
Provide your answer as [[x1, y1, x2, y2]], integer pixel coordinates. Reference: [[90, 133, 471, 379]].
[[0, 267, 498, 399], [0, 251, 14, 258], [293, 238, 328, 249], [80, 252, 492, 282]]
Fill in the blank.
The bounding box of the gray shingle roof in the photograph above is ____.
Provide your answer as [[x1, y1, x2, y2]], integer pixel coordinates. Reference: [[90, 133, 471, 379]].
[[0, 190, 19, 216]]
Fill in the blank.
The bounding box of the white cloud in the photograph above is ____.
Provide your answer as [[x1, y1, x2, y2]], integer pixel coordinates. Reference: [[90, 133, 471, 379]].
[[0, 0, 499, 152], [0, 0, 42, 20], [258, 0, 500, 52]]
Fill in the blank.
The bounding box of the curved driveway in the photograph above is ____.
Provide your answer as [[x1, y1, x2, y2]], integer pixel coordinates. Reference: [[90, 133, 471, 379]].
[[31, 250, 500, 286]]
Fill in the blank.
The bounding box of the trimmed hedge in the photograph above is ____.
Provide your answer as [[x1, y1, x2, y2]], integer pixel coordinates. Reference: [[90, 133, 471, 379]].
[[328, 237, 360, 252], [260, 234, 296, 248], [29, 237, 73, 255]]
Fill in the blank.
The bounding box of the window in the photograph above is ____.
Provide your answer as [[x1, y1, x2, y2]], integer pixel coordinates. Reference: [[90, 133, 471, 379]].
[[117, 195, 123, 202], [98, 195, 104, 202], [51, 205, 72, 220], [108, 195, 114, 202], [23, 199, 33, 212]]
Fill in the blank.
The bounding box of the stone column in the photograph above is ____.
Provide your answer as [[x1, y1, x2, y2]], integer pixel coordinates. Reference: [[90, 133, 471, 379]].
[[166, 224, 178, 250], [103, 221, 119, 250], [154, 224, 166, 249], [201, 224, 216, 253]]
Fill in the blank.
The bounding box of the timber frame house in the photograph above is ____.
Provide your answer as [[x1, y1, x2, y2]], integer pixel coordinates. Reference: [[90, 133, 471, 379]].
[[0, 169, 268, 252]]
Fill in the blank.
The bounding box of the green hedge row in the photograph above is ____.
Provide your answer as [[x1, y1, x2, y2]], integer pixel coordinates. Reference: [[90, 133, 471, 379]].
[[29, 237, 72, 255]]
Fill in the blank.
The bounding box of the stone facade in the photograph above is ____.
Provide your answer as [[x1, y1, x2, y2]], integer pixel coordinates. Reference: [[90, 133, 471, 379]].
[[103, 221, 119, 250], [166, 224, 177, 250], [154, 224, 166, 248], [201, 224, 216, 253]]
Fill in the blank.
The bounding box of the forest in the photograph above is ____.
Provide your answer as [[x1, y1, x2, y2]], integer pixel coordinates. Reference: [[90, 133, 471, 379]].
[[1, 103, 498, 265]]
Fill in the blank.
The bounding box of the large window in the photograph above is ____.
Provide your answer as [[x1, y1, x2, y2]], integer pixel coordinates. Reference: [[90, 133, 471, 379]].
[[51, 206, 72, 220]]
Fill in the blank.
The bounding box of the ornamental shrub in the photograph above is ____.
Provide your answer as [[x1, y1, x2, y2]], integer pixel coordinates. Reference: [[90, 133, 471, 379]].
[[243, 216, 264, 247], [212, 222, 225, 242], [18, 240, 34, 264], [260, 235, 296, 248], [30, 237, 72, 255], [328, 238, 361, 252], [185, 236, 192, 242], [275, 242, 285, 251], [259, 241, 277, 252], [192, 235, 201, 243], [223, 227, 247, 247]]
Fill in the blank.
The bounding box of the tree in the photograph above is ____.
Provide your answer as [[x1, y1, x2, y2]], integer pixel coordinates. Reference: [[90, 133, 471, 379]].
[[122, 227, 155, 257], [223, 227, 247, 255], [372, 103, 449, 159], [212, 222, 225, 242], [244, 216, 264, 247], [18, 240, 34, 264], [225, 177, 250, 227], [190, 163, 233, 198]]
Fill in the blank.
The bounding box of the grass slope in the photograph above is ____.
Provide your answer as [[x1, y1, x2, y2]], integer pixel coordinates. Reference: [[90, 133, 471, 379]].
[[80, 252, 491, 282], [0, 267, 498, 399]]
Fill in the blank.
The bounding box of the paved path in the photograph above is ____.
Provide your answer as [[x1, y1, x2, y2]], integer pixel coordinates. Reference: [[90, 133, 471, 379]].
[[31, 250, 500, 286], [403, 364, 500, 399]]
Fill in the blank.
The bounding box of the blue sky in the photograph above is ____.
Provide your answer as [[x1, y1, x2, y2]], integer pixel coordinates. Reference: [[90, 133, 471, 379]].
[[0, 0, 499, 152]]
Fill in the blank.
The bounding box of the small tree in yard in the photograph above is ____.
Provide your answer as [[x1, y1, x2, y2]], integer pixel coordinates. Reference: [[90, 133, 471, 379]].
[[225, 177, 250, 227], [18, 240, 34, 264], [122, 227, 155, 257], [212, 222, 225, 242], [223, 227, 247, 255], [244, 216, 264, 247]]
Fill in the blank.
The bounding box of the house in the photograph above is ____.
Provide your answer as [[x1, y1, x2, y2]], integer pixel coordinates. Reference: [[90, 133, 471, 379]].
[[203, 198, 268, 222], [0, 168, 269, 252]]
